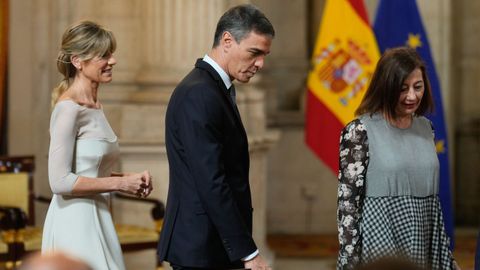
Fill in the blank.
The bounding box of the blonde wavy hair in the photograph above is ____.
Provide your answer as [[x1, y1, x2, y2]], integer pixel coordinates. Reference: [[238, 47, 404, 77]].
[[51, 21, 116, 108]]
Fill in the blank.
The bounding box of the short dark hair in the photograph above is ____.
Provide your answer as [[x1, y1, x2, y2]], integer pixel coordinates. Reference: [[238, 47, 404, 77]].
[[213, 4, 275, 47], [355, 47, 434, 119]]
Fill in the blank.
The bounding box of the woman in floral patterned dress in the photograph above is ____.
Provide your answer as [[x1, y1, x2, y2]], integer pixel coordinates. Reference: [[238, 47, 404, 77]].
[[336, 47, 456, 270]]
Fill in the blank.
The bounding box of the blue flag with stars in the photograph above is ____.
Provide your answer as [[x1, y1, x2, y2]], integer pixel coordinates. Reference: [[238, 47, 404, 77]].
[[373, 0, 454, 247]]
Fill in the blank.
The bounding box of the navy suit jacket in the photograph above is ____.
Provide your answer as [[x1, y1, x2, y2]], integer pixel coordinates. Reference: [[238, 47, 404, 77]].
[[157, 59, 257, 268]]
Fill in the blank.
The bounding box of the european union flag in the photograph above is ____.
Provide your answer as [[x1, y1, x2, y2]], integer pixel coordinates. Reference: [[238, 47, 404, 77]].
[[373, 0, 454, 247]]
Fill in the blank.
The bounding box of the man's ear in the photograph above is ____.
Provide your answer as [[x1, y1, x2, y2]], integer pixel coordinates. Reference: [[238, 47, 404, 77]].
[[71, 55, 82, 70], [221, 31, 235, 50]]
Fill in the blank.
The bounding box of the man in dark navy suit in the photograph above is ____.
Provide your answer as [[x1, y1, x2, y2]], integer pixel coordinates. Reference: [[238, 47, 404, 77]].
[[158, 4, 275, 270]]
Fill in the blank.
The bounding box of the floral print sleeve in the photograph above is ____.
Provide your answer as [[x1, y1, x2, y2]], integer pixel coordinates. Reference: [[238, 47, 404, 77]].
[[337, 119, 369, 270]]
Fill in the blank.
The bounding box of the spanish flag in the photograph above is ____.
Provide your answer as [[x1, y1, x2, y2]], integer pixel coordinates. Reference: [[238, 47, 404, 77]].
[[305, 0, 379, 173]]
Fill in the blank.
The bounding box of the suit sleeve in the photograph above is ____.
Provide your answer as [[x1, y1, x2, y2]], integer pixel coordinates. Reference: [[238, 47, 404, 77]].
[[176, 85, 257, 261]]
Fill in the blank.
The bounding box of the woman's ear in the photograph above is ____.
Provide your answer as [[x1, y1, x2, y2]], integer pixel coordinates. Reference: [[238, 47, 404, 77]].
[[70, 55, 82, 70]]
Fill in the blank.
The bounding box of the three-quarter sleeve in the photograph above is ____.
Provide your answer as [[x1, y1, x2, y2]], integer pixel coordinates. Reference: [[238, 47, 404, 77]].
[[48, 102, 80, 194], [337, 119, 369, 270]]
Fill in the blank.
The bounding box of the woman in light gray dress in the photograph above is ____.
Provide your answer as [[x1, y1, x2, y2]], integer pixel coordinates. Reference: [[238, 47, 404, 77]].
[[336, 47, 456, 270], [42, 21, 153, 270]]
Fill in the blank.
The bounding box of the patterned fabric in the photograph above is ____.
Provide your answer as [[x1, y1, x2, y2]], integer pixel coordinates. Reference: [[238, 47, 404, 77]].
[[362, 196, 453, 269], [337, 119, 368, 269], [337, 118, 454, 270]]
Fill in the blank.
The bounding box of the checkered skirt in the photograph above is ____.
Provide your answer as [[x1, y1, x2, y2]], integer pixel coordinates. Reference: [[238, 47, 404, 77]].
[[361, 195, 454, 269]]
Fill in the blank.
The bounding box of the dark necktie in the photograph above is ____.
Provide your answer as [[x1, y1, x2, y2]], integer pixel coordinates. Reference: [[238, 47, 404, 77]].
[[228, 85, 236, 105], [227, 84, 241, 120]]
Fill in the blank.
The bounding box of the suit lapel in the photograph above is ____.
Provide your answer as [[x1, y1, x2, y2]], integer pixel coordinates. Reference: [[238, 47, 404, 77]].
[[194, 59, 247, 137]]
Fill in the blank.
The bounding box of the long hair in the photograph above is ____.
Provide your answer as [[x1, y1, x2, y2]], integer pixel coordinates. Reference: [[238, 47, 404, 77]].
[[355, 47, 434, 119], [51, 21, 116, 108]]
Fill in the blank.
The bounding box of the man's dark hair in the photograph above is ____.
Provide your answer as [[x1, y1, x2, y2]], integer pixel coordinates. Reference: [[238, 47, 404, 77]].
[[213, 4, 275, 47], [355, 46, 434, 119]]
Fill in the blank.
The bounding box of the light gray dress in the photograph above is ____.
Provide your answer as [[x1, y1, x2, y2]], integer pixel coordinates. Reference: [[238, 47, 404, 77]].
[[42, 100, 125, 270]]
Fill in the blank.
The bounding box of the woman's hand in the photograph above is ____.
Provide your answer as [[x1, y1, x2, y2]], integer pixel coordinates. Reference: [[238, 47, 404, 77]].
[[140, 170, 153, 197], [453, 260, 461, 270], [118, 170, 153, 197]]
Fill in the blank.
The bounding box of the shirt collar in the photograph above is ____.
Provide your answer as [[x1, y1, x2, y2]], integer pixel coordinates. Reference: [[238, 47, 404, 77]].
[[203, 54, 232, 89]]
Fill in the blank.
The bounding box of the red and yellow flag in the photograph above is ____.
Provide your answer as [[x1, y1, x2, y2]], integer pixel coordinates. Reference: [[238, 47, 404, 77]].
[[305, 0, 379, 173]]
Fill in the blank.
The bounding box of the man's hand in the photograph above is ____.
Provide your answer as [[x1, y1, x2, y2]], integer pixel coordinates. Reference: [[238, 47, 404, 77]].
[[244, 254, 270, 270]]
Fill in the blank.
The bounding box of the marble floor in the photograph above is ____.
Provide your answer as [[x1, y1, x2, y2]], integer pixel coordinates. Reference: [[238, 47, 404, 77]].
[[152, 228, 477, 270], [268, 228, 477, 270]]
